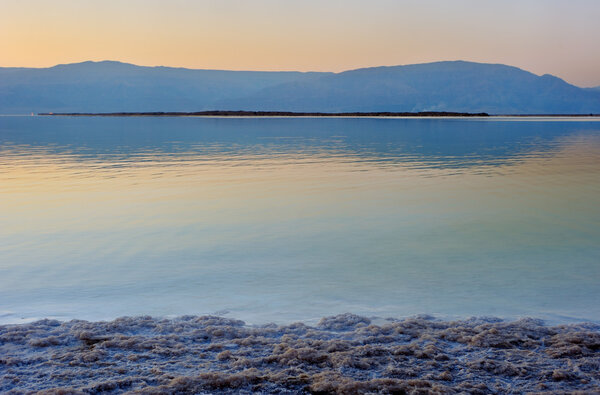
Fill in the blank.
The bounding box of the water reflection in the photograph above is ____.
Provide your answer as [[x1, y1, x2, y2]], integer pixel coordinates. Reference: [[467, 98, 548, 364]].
[[1, 116, 596, 170], [0, 117, 599, 324]]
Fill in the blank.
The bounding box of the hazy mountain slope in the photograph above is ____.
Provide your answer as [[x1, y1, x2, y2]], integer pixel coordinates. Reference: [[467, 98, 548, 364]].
[[0, 61, 329, 114], [219, 61, 600, 114], [1, 60, 599, 114]]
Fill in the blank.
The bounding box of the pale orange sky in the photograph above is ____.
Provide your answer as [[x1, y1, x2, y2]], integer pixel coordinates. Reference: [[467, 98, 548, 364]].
[[1, 0, 599, 87]]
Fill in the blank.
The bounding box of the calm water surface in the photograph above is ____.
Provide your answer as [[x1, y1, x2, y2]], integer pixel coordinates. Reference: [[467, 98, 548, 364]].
[[1, 116, 599, 324]]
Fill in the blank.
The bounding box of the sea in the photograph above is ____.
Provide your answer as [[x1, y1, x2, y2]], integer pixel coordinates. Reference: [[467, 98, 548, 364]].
[[1, 116, 599, 325]]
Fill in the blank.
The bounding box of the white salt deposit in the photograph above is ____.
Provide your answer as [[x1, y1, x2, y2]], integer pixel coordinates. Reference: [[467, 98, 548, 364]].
[[1, 314, 599, 393]]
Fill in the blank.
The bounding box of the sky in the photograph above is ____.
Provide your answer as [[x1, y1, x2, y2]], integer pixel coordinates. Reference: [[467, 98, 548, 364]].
[[1, 0, 599, 87]]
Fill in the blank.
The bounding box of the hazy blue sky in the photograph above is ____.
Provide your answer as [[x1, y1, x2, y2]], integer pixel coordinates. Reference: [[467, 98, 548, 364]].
[[1, 0, 599, 86]]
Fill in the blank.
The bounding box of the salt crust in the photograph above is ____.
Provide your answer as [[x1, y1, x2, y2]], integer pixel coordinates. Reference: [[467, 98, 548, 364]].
[[1, 313, 599, 394]]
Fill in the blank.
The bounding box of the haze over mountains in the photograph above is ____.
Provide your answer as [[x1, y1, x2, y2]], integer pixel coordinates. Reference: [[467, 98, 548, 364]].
[[1, 60, 599, 114]]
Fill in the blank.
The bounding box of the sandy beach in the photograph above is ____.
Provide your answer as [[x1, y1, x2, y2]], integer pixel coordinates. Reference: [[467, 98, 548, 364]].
[[1, 313, 599, 394]]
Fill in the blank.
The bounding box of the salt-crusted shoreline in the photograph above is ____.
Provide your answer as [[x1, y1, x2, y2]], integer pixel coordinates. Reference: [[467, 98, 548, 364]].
[[1, 314, 599, 394]]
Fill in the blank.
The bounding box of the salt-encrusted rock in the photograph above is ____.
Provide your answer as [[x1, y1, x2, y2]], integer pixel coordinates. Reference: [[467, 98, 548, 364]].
[[1, 315, 599, 393]]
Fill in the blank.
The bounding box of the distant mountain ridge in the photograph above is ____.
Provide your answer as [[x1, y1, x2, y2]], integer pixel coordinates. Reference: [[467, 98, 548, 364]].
[[1, 60, 599, 114], [0, 61, 328, 114]]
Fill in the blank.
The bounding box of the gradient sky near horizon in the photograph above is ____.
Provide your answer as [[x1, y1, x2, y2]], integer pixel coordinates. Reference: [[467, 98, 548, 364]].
[[1, 0, 599, 87]]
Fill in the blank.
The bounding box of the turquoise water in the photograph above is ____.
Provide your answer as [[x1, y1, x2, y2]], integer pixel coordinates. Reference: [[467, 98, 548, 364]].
[[1, 116, 599, 324]]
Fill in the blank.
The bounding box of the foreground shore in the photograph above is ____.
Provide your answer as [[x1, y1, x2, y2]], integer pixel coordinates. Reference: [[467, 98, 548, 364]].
[[1, 314, 599, 394]]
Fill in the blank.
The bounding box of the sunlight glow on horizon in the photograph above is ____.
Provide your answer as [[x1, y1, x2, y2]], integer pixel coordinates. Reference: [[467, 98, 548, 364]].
[[1, 0, 599, 87]]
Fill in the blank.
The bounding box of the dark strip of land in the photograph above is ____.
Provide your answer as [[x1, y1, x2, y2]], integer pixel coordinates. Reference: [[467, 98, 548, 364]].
[[38, 110, 490, 117]]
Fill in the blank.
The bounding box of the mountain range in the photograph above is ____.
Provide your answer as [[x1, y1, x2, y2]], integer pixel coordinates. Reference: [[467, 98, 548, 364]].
[[1, 60, 599, 114]]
